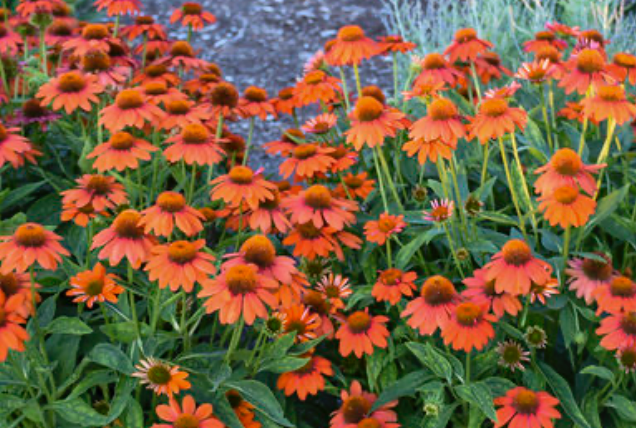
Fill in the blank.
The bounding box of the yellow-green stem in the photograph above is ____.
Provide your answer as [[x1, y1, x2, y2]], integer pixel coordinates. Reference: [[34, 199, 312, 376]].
[[497, 137, 527, 239]]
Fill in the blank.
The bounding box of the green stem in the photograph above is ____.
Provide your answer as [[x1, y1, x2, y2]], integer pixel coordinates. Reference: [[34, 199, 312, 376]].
[[225, 316, 244, 362], [540, 84, 553, 150], [595, 118, 616, 197], [443, 223, 465, 277], [353, 63, 362, 96], [562, 226, 571, 285], [188, 163, 197, 204], [391, 53, 399, 102], [127, 264, 143, 355], [497, 137, 527, 239], [376, 146, 404, 211], [373, 148, 389, 212], [510, 132, 538, 235], [339, 67, 351, 111], [242, 117, 255, 165], [386, 237, 393, 268], [577, 116, 588, 156], [480, 141, 490, 189]]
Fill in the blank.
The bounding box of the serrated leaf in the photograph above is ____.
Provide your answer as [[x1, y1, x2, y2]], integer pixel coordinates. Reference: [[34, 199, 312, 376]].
[[258, 356, 309, 374], [371, 370, 432, 411], [537, 361, 591, 428], [50, 398, 110, 426], [224, 380, 293, 427], [87, 343, 134, 375], [45, 316, 92, 336], [481, 377, 516, 398], [455, 382, 497, 421], [406, 342, 453, 383]]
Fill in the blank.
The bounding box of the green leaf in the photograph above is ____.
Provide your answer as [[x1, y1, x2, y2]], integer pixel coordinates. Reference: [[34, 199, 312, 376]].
[[0, 181, 45, 211], [455, 382, 497, 421], [224, 380, 293, 427], [406, 342, 452, 383], [258, 356, 309, 374], [559, 303, 578, 348], [584, 185, 629, 234], [50, 398, 110, 427], [123, 400, 144, 428], [100, 321, 150, 343], [210, 393, 244, 428], [580, 366, 614, 383], [537, 361, 591, 428], [45, 316, 92, 336], [67, 369, 117, 399], [371, 370, 432, 411], [264, 332, 296, 359], [606, 394, 636, 422], [422, 403, 459, 428], [395, 229, 443, 269], [87, 343, 135, 375], [481, 377, 516, 398]]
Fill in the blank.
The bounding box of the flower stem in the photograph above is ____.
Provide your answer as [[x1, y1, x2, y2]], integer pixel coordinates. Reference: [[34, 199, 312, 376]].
[[510, 132, 538, 235], [373, 149, 389, 212], [392, 53, 399, 102], [242, 117, 256, 165], [595, 118, 616, 197], [225, 316, 244, 362], [376, 146, 404, 211], [353, 63, 362, 96], [480, 141, 490, 189], [339, 67, 351, 111], [562, 226, 571, 285], [540, 84, 553, 150], [443, 222, 464, 277], [497, 137, 527, 239]]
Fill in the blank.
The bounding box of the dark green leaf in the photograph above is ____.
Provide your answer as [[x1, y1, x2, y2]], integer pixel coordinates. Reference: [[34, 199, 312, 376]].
[[50, 398, 110, 426], [455, 382, 497, 421], [45, 316, 92, 336], [224, 380, 293, 427], [396, 229, 443, 269], [606, 394, 636, 422], [371, 370, 432, 411], [580, 366, 614, 383], [537, 361, 591, 428], [406, 342, 452, 383], [87, 343, 135, 375], [258, 356, 309, 374]]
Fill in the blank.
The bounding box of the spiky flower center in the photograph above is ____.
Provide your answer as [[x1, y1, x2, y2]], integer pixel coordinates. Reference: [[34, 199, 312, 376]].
[[182, 123, 209, 145], [380, 268, 402, 286], [110, 132, 135, 150], [146, 365, 171, 385], [157, 191, 186, 213], [361, 85, 385, 104], [297, 222, 321, 239], [174, 414, 198, 428], [535, 31, 555, 41], [621, 312, 636, 335], [58, 72, 87, 93], [0, 273, 19, 296], [241, 235, 276, 267], [598, 85, 625, 102], [113, 211, 144, 239], [135, 16, 154, 25], [576, 49, 605, 73], [226, 265, 257, 295], [422, 275, 456, 305], [423, 53, 446, 70], [354, 96, 383, 122], [182, 2, 202, 15], [304, 70, 325, 85], [210, 82, 238, 107], [82, 24, 108, 40], [480, 98, 508, 117], [358, 418, 381, 428], [611, 276, 636, 297], [619, 347, 636, 370], [614, 52, 636, 68], [115, 89, 144, 110], [502, 239, 532, 266], [145, 64, 167, 77], [551, 148, 582, 176], [377, 217, 398, 233], [347, 311, 372, 333], [582, 255, 613, 280], [167, 241, 197, 264], [455, 27, 477, 43], [429, 98, 457, 121], [0, 124, 7, 142], [513, 389, 539, 414], [455, 302, 482, 326], [22, 99, 47, 118], [82, 51, 110, 72], [304, 185, 332, 209], [228, 166, 254, 184], [166, 100, 191, 115], [171, 41, 194, 57], [244, 86, 267, 103], [294, 144, 318, 160], [15, 223, 47, 248], [85, 279, 104, 296], [344, 175, 363, 189], [86, 175, 112, 195], [536, 46, 561, 63], [553, 185, 579, 204], [338, 25, 365, 42]]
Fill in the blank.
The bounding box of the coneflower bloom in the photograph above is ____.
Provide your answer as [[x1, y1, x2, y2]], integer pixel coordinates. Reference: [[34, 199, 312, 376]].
[[566, 254, 614, 304], [36, 71, 104, 114], [529, 278, 559, 305], [238, 86, 276, 120], [336, 309, 389, 357], [99, 88, 165, 132], [264, 128, 304, 157], [316, 273, 352, 310], [469, 97, 527, 143], [294, 70, 342, 107], [402, 137, 456, 165], [335, 172, 375, 200], [134, 63, 179, 87], [474, 51, 512, 84], [62, 24, 113, 56], [0, 290, 29, 362], [484, 239, 552, 296], [326, 25, 381, 66], [140, 192, 205, 237], [0, 23, 21, 55], [372, 268, 417, 305], [280, 304, 321, 342], [91, 210, 156, 268], [45, 18, 76, 46], [208, 81, 240, 118], [151, 394, 224, 428], [0, 272, 39, 317], [61, 202, 106, 228], [141, 82, 184, 106], [279, 143, 335, 180], [545, 21, 580, 38], [609, 52, 636, 84], [9, 98, 60, 129], [326, 146, 356, 173], [302, 112, 338, 135], [330, 381, 399, 428], [378, 34, 417, 54], [247, 190, 291, 234], [273, 87, 298, 116], [538, 185, 596, 228], [304, 48, 327, 74], [423, 199, 454, 223], [597, 311, 636, 350], [414, 53, 462, 87], [121, 16, 166, 40], [558, 48, 609, 94], [133, 358, 191, 397], [283, 222, 360, 261], [283, 184, 358, 230], [410, 97, 465, 145], [0, 123, 35, 169], [61, 174, 128, 212], [94, 0, 141, 15], [496, 341, 530, 372], [210, 166, 276, 210], [444, 28, 493, 63], [494, 387, 561, 428], [87, 132, 157, 172], [402, 275, 458, 335], [463, 268, 522, 319], [225, 234, 297, 284], [164, 123, 225, 167], [523, 31, 568, 53], [441, 301, 495, 352], [170, 3, 216, 31], [159, 98, 213, 129], [159, 41, 209, 72], [534, 148, 604, 196], [277, 353, 333, 401], [535, 46, 565, 78], [226, 391, 261, 428], [617, 344, 636, 372], [145, 240, 216, 293], [593, 275, 636, 315], [66, 263, 124, 308], [364, 213, 406, 245], [515, 59, 555, 84], [199, 263, 278, 325], [346, 96, 406, 150], [581, 84, 636, 124], [0, 223, 68, 274]]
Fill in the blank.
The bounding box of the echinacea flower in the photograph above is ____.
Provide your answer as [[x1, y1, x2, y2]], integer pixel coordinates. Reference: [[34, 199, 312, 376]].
[[537, 185, 596, 228], [280, 304, 320, 342], [294, 70, 342, 107], [0, 23, 21, 55], [0, 123, 36, 169], [523, 31, 568, 53], [91, 210, 156, 268], [122, 16, 167, 41], [581, 84, 636, 124], [558, 48, 609, 95], [335, 172, 374, 200], [524, 326, 548, 349], [283, 221, 361, 261], [484, 239, 552, 296], [444, 27, 493, 63], [264, 128, 305, 157], [134, 63, 179, 87], [99, 88, 165, 132], [596, 311, 636, 350], [66, 263, 124, 308], [413, 53, 463, 87], [617, 344, 636, 373], [496, 341, 530, 372], [238, 86, 276, 120], [441, 301, 495, 352], [364, 213, 406, 245], [302, 113, 338, 134], [283, 185, 358, 230], [423, 199, 455, 223], [87, 131, 158, 172], [0, 290, 29, 362], [279, 143, 335, 180], [326, 25, 381, 66], [336, 309, 389, 357], [402, 275, 458, 335], [61, 202, 106, 228], [160, 98, 213, 129], [159, 41, 209, 72], [474, 51, 512, 84], [529, 278, 559, 305], [210, 166, 276, 210], [273, 87, 299, 116], [0, 223, 68, 274], [515, 59, 554, 84], [345, 96, 406, 150], [566, 254, 614, 304], [140, 191, 205, 237], [494, 387, 561, 428], [151, 394, 224, 428], [94, 0, 141, 16], [378, 34, 416, 54], [61, 174, 128, 212], [226, 390, 261, 428], [208, 81, 240, 118], [402, 137, 456, 165], [198, 263, 278, 325], [330, 380, 399, 428], [133, 357, 191, 397], [36, 71, 104, 114], [593, 275, 636, 315], [164, 123, 225, 166], [469, 97, 527, 143], [62, 23, 113, 57], [534, 148, 604, 196], [609, 52, 636, 84], [247, 189, 291, 234], [462, 267, 522, 319], [0, 272, 40, 317], [170, 3, 216, 31], [372, 268, 417, 305], [225, 234, 297, 285], [316, 273, 352, 310], [409, 97, 465, 144], [277, 353, 333, 401]]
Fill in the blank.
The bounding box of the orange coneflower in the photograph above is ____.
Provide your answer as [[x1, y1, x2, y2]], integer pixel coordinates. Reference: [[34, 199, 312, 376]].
[[617, 344, 636, 373], [9, 98, 60, 129], [414, 53, 462, 87], [121, 16, 166, 40], [62, 24, 112, 56], [99, 88, 165, 132], [283, 184, 358, 230], [238, 86, 276, 120], [364, 213, 406, 245], [0, 272, 39, 317], [277, 272, 309, 310], [151, 394, 224, 428], [378, 34, 416, 54], [66, 263, 124, 308], [593, 275, 636, 315], [545, 21, 580, 38], [87, 131, 158, 172], [273, 87, 298, 116], [529, 278, 559, 304], [523, 31, 568, 53], [159, 41, 209, 72], [0, 23, 21, 55], [328, 146, 357, 174], [515, 59, 555, 84], [462, 267, 522, 319], [581, 84, 636, 124], [535, 45, 565, 78], [372, 268, 416, 305], [61, 202, 107, 228], [226, 390, 261, 428], [566, 254, 614, 304], [474, 51, 512, 84], [210, 166, 276, 210], [36, 71, 104, 114], [316, 273, 352, 310], [494, 387, 561, 428], [402, 137, 455, 165], [302, 112, 338, 135], [558, 48, 609, 94], [326, 25, 381, 66], [159, 98, 213, 129], [133, 63, 179, 87], [444, 27, 493, 63], [61, 174, 128, 212], [208, 81, 240, 118], [264, 128, 304, 157], [225, 234, 297, 284], [142, 82, 186, 105], [330, 381, 399, 428], [483, 239, 552, 296], [94, 0, 141, 16], [247, 190, 291, 234], [145, 240, 216, 293], [80, 49, 128, 88], [0, 223, 68, 274], [441, 301, 495, 352], [294, 70, 342, 107], [91, 210, 156, 268], [277, 353, 333, 401], [534, 148, 604, 196], [609, 52, 636, 84], [346, 96, 406, 150], [0, 123, 35, 169], [279, 143, 335, 181], [402, 275, 458, 335], [199, 263, 278, 325], [597, 311, 636, 350], [280, 304, 320, 342], [170, 3, 216, 31], [537, 185, 596, 228], [164, 123, 225, 167], [133, 357, 191, 397], [283, 222, 359, 261], [409, 97, 465, 144], [423, 199, 454, 223], [140, 192, 205, 237], [0, 290, 29, 362], [469, 97, 527, 143]]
